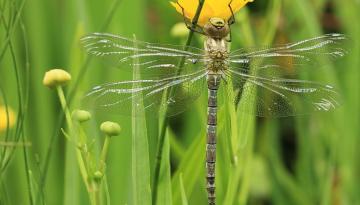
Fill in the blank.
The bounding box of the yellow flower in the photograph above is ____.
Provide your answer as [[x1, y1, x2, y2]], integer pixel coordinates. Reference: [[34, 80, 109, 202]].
[[0, 106, 16, 132], [170, 0, 254, 26]]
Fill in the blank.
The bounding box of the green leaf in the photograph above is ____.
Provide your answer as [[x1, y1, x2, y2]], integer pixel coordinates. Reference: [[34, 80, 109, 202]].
[[156, 128, 173, 205], [131, 35, 152, 205], [179, 173, 189, 205], [172, 130, 205, 203]]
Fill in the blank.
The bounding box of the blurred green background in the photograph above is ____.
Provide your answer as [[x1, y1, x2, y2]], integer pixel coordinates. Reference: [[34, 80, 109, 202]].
[[0, 0, 359, 205]]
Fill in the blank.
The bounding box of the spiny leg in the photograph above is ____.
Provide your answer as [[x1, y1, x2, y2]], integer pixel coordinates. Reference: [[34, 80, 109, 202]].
[[226, 0, 235, 42], [228, 0, 236, 25]]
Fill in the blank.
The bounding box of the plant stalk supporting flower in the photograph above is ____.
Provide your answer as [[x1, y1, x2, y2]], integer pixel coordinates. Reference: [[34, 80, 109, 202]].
[[55, 85, 112, 205], [55, 86, 93, 200]]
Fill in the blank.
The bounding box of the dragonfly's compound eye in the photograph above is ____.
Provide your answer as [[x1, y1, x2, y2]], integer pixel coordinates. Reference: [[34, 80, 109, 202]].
[[204, 17, 230, 39]]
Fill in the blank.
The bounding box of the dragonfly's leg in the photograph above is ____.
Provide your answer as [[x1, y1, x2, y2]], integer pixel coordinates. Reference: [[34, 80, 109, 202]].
[[228, 0, 236, 25], [177, 2, 191, 28], [177, 1, 205, 35], [225, 1, 235, 42]]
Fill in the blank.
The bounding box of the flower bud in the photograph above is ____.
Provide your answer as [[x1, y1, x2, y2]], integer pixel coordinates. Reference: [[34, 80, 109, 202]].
[[100, 121, 121, 137], [72, 109, 91, 123], [0, 106, 16, 132], [170, 22, 188, 37], [43, 69, 71, 88], [93, 171, 104, 181]]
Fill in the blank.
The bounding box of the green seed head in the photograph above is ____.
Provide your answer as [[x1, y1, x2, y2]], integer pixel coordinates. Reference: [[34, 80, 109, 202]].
[[43, 69, 71, 88], [72, 109, 91, 123], [100, 121, 121, 137]]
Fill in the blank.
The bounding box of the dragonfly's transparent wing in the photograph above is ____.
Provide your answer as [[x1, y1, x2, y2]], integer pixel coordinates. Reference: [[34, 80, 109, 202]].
[[81, 32, 207, 77], [224, 33, 345, 117], [83, 69, 207, 116], [228, 33, 347, 71], [224, 67, 341, 117]]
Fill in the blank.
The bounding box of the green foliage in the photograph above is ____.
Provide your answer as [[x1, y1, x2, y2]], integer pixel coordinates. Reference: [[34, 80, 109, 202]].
[[0, 0, 359, 205]]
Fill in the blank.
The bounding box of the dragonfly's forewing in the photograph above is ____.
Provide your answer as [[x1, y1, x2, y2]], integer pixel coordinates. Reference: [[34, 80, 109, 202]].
[[229, 33, 347, 72], [225, 33, 346, 117], [81, 33, 208, 78], [83, 69, 207, 116]]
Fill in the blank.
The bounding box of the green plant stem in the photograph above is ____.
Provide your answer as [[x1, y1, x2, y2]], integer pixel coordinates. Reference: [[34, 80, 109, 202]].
[[90, 181, 100, 205], [99, 136, 110, 174], [56, 86, 73, 134], [89, 135, 111, 205], [55, 86, 94, 203], [152, 117, 168, 204], [151, 1, 206, 204]]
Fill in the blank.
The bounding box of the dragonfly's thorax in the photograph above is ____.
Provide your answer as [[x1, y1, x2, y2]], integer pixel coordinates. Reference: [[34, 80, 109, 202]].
[[205, 37, 229, 73]]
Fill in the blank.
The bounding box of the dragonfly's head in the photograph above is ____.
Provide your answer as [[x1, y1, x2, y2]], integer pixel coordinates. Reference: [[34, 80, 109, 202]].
[[203, 17, 230, 39]]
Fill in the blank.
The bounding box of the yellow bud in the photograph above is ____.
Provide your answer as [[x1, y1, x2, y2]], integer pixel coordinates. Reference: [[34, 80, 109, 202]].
[[0, 106, 16, 132], [170, 22, 188, 37], [100, 121, 121, 137], [43, 69, 71, 88], [72, 109, 91, 123]]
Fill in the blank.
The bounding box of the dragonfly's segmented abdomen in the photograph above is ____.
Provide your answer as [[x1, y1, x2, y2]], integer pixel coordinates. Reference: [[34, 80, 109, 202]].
[[206, 74, 221, 205]]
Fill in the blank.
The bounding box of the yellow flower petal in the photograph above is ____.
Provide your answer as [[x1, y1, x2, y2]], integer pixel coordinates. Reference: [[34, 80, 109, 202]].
[[231, 0, 254, 12], [171, 0, 214, 26], [0, 106, 16, 132], [170, 0, 254, 26]]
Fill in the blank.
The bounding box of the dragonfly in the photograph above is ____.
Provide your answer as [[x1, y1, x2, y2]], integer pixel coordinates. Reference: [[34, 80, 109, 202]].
[[81, 17, 346, 205]]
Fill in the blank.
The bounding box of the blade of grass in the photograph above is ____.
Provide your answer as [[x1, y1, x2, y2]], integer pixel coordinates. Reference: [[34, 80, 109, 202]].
[[266, 120, 312, 205], [20, 16, 33, 205], [171, 130, 205, 203], [179, 173, 189, 205], [156, 128, 172, 205], [131, 35, 152, 205], [335, 1, 360, 203], [171, 98, 207, 203]]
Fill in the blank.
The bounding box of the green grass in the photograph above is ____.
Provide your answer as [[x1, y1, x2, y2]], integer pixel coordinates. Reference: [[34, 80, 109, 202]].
[[0, 0, 359, 205]]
